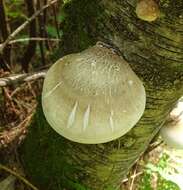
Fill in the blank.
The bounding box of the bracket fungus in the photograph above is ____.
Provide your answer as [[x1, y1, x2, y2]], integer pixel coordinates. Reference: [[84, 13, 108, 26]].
[[42, 43, 146, 144], [136, 0, 160, 22]]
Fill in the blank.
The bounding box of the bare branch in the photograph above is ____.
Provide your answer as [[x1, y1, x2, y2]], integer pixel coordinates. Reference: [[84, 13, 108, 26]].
[[0, 107, 36, 148], [122, 172, 143, 183], [0, 0, 59, 53], [0, 70, 47, 87], [9, 37, 61, 44], [0, 163, 39, 190]]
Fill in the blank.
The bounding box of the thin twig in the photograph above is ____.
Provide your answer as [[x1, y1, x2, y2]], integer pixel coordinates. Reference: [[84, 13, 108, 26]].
[[3, 87, 20, 115], [0, 109, 35, 147], [147, 140, 164, 153], [0, 164, 39, 190], [27, 82, 37, 98], [9, 37, 61, 44], [122, 172, 143, 183], [0, 70, 47, 87], [0, 0, 59, 53], [129, 164, 138, 190]]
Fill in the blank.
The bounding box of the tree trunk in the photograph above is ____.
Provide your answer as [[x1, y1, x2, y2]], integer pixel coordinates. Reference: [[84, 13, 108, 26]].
[[20, 0, 183, 190]]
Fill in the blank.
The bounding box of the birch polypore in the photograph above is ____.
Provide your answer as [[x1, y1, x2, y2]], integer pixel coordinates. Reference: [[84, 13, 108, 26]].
[[42, 43, 146, 144]]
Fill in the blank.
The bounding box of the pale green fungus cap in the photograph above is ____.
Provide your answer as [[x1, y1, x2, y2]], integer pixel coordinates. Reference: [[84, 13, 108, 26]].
[[42, 44, 146, 144]]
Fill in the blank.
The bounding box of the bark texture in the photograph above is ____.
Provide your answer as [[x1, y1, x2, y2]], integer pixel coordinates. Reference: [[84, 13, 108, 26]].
[[20, 0, 183, 190]]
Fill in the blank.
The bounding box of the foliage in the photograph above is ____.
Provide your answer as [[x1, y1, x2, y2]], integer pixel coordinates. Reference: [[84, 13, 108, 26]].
[[6, 0, 26, 19], [138, 152, 182, 190]]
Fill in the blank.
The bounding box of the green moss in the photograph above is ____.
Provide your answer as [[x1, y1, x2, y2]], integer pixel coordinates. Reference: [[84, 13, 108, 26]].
[[160, 0, 183, 18], [61, 0, 105, 54], [20, 105, 89, 190], [95, 164, 114, 182]]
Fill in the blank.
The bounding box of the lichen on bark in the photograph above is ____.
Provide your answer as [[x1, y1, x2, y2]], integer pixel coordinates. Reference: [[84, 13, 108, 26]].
[[20, 0, 183, 190]]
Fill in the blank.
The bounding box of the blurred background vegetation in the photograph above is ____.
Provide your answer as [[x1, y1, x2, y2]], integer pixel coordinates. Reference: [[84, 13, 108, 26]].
[[0, 0, 183, 190]]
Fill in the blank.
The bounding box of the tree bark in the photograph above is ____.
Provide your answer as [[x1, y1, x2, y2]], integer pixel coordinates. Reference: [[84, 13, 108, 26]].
[[20, 0, 183, 190]]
